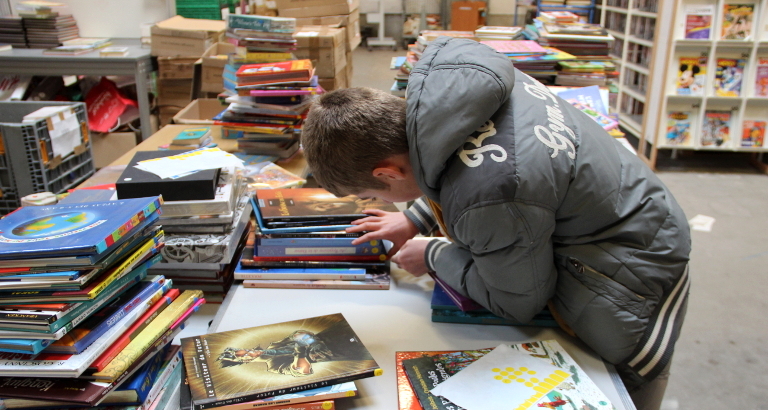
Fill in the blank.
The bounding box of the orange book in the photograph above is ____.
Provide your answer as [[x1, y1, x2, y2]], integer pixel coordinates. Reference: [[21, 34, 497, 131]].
[[235, 60, 313, 86]]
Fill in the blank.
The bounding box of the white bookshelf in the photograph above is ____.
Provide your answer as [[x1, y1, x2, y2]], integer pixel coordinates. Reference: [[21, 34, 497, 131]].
[[639, 0, 768, 168]]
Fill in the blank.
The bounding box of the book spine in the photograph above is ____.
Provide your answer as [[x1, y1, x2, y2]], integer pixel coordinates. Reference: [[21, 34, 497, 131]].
[[93, 290, 203, 382], [118, 344, 169, 398], [0, 311, 58, 323], [0, 338, 51, 354], [95, 197, 162, 254], [242, 279, 389, 290], [141, 349, 183, 407], [194, 369, 381, 410], [257, 238, 367, 246], [233, 272, 367, 281], [252, 255, 386, 262], [255, 245, 382, 257], [212, 388, 355, 410], [86, 234, 163, 298]]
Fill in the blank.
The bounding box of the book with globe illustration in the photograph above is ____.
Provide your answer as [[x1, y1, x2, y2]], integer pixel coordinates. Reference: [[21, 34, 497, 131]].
[[0, 196, 162, 261], [180, 312, 382, 410]]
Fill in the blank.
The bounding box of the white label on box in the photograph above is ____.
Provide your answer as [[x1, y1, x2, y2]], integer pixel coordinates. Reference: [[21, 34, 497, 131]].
[[294, 31, 320, 37], [49, 109, 81, 159]]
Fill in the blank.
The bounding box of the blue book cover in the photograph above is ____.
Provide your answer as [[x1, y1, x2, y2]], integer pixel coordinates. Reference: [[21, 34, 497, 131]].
[[114, 344, 171, 404], [0, 197, 162, 260], [0, 337, 53, 355], [234, 262, 367, 280], [555, 85, 609, 115]]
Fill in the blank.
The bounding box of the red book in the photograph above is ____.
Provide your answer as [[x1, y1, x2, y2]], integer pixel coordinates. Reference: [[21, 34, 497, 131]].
[[235, 60, 314, 86]]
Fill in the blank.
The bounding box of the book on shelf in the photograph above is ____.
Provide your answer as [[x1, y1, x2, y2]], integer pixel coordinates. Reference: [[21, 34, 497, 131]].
[[677, 56, 707, 96], [683, 4, 714, 39], [714, 58, 745, 97], [701, 110, 732, 147], [665, 111, 694, 147], [755, 57, 768, 97], [181, 312, 382, 410], [721, 3, 754, 40], [741, 120, 766, 147], [242, 272, 391, 290]]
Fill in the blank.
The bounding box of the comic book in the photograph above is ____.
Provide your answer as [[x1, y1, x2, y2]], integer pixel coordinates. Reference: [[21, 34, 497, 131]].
[[254, 188, 399, 225], [754, 57, 768, 97], [701, 110, 732, 147], [677, 56, 707, 96], [721, 4, 754, 40], [665, 111, 693, 146], [684, 4, 714, 39], [741, 120, 766, 147], [714, 58, 745, 97]]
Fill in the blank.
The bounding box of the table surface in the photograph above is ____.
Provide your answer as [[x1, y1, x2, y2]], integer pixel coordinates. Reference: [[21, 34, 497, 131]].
[[0, 38, 150, 64], [208, 269, 636, 410]]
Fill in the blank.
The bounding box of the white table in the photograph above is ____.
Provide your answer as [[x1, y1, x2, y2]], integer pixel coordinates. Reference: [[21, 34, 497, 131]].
[[209, 268, 636, 410]]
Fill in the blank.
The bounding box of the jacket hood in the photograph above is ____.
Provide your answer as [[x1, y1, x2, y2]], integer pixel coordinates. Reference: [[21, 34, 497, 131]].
[[406, 37, 515, 200]]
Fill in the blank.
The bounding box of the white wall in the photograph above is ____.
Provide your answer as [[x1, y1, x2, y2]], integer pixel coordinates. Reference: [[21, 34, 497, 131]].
[[10, 0, 174, 38]]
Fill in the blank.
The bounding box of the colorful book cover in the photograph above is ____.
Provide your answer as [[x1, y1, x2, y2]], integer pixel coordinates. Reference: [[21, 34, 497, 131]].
[[701, 110, 732, 147], [255, 243, 384, 257], [714, 58, 745, 96], [566, 99, 619, 130], [180, 313, 382, 410], [721, 4, 754, 40], [195, 382, 356, 410], [684, 5, 714, 39], [665, 111, 693, 146], [235, 60, 313, 85], [741, 120, 766, 147], [254, 188, 399, 222], [396, 350, 461, 410], [755, 57, 768, 97], [478, 40, 548, 55], [242, 273, 391, 290], [0, 196, 162, 260], [677, 56, 707, 95], [234, 264, 367, 281]]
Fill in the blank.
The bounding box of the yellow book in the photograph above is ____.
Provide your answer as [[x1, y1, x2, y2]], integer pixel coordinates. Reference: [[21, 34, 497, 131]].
[[92, 289, 203, 382], [86, 231, 163, 299]]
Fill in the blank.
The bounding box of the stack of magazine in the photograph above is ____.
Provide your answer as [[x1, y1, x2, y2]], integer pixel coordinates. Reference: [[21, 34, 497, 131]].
[[0, 196, 203, 410], [235, 187, 398, 290], [149, 166, 252, 303]]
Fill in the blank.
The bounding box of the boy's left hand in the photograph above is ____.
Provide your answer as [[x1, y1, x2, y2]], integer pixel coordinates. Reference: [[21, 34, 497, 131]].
[[391, 238, 430, 276]]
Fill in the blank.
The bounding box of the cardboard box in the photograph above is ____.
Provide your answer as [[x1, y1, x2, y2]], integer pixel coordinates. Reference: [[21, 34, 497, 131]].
[[276, 0, 359, 18], [346, 50, 353, 85], [157, 79, 194, 108], [198, 42, 238, 93], [173, 98, 227, 125], [294, 26, 347, 78], [318, 68, 348, 91], [159, 107, 181, 127], [151, 15, 227, 57], [91, 132, 137, 169], [158, 56, 199, 79], [294, 9, 361, 51]]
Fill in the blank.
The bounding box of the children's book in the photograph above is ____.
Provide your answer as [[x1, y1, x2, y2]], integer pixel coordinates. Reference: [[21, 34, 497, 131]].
[[714, 58, 745, 96], [566, 99, 619, 130], [478, 40, 548, 55], [665, 111, 693, 147], [701, 110, 732, 147], [180, 313, 381, 410], [741, 120, 766, 147], [234, 263, 367, 281], [254, 188, 399, 224], [0, 196, 162, 261], [683, 4, 714, 39], [721, 3, 754, 39], [172, 127, 212, 144], [242, 273, 391, 290], [677, 56, 707, 95], [235, 60, 314, 86], [754, 57, 768, 97]]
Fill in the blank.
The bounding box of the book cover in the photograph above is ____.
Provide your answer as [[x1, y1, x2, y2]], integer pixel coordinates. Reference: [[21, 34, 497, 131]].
[[755, 57, 768, 97], [226, 14, 296, 33], [234, 264, 367, 280], [428, 271, 484, 312], [242, 273, 391, 290], [565, 99, 619, 130], [205, 382, 355, 410], [173, 127, 213, 144], [665, 111, 693, 146], [0, 197, 161, 260], [741, 120, 766, 147], [714, 58, 745, 96], [235, 60, 313, 85], [677, 56, 707, 95], [255, 243, 384, 257], [478, 40, 548, 55], [701, 110, 732, 147], [396, 351, 458, 410], [721, 4, 754, 40], [181, 313, 381, 410], [684, 5, 714, 39], [255, 188, 399, 222]]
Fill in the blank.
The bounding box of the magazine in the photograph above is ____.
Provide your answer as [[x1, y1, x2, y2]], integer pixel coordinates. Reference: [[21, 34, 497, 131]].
[[741, 120, 766, 147], [677, 56, 707, 96], [665, 111, 693, 146], [721, 4, 754, 40], [701, 110, 732, 147], [714, 58, 745, 97], [754, 57, 768, 97], [683, 4, 714, 39]]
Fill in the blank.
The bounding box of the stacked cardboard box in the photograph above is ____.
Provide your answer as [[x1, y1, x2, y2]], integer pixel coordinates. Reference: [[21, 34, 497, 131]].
[[277, 0, 361, 90], [150, 16, 227, 125]]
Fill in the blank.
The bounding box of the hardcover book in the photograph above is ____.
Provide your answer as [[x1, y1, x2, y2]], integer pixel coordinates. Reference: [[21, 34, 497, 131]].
[[0, 196, 161, 261], [180, 313, 382, 410], [116, 150, 221, 201], [235, 60, 314, 86], [755, 57, 768, 97], [234, 264, 367, 281], [665, 111, 693, 147], [684, 4, 714, 39], [677, 56, 707, 96], [242, 272, 391, 290], [714, 58, 745, 97], [721, 3, 754, 40], [701, 110, 732, 147], [741, 120, 766, 147], [254, 188, 399, 224]]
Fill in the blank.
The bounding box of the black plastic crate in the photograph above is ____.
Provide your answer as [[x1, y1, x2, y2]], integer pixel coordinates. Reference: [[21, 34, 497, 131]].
[[0, 101, 95, 215]]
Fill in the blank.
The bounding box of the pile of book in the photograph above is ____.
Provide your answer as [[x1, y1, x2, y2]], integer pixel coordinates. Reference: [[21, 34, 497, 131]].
[[474, 25, 523, 41], [0, 196, 204, 409], [0, 16, 25, 48], [16, 1, 80, 49], [42, 36, 112, 56], [180, 312, 382, 410], [235, 187, 398, 290], [217, 58, 321, 159]]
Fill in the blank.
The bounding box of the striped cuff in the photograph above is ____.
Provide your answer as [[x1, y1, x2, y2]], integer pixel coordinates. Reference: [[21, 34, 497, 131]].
[[424, 238, 452, 272], [403, 197, 438, 235]]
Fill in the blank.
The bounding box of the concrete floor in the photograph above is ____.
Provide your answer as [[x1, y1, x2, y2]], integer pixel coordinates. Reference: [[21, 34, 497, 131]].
[[351, 46, 768, 410]]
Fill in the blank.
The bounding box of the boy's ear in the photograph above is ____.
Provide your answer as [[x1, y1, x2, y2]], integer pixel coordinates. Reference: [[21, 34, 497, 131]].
[[372, 165, 406, 181]]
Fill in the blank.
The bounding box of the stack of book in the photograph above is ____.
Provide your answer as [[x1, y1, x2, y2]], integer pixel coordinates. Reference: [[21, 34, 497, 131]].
[[0, 196, 204, 409], [224, 14, 297, 57], [537, 10, 581, 24], [474, 25, 523, 41], [0, 16, 26, 48], [507, 46, 578, 82], [42, 36, 112, 56], [217, 59, 320, 158], [17, 0, 80, 50], [236, 188, 398, 290], [556, 59, 618, 87]]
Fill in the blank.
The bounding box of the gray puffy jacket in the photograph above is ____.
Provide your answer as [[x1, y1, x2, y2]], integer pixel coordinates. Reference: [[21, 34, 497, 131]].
[[403, 37, 691, 376]]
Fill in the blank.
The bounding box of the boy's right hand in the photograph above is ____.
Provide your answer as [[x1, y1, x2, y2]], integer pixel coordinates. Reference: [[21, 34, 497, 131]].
[[347, 209, 420, 257]]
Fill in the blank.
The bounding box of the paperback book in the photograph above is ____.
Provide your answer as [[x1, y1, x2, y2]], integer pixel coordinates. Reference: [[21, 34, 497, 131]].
[[242, 272, 391, 290], [741, 120, 766, 147], [181, 313, 381, 410], [677, 56, 707, 96], [683, 4, 714, 39], [665, 111, 693, 146], [235, 60, 313, 86], [701, 110, 732, 147], [755, 57, 768, 97], [721, 3, 754, 40], [714, 58, 745, 97]]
